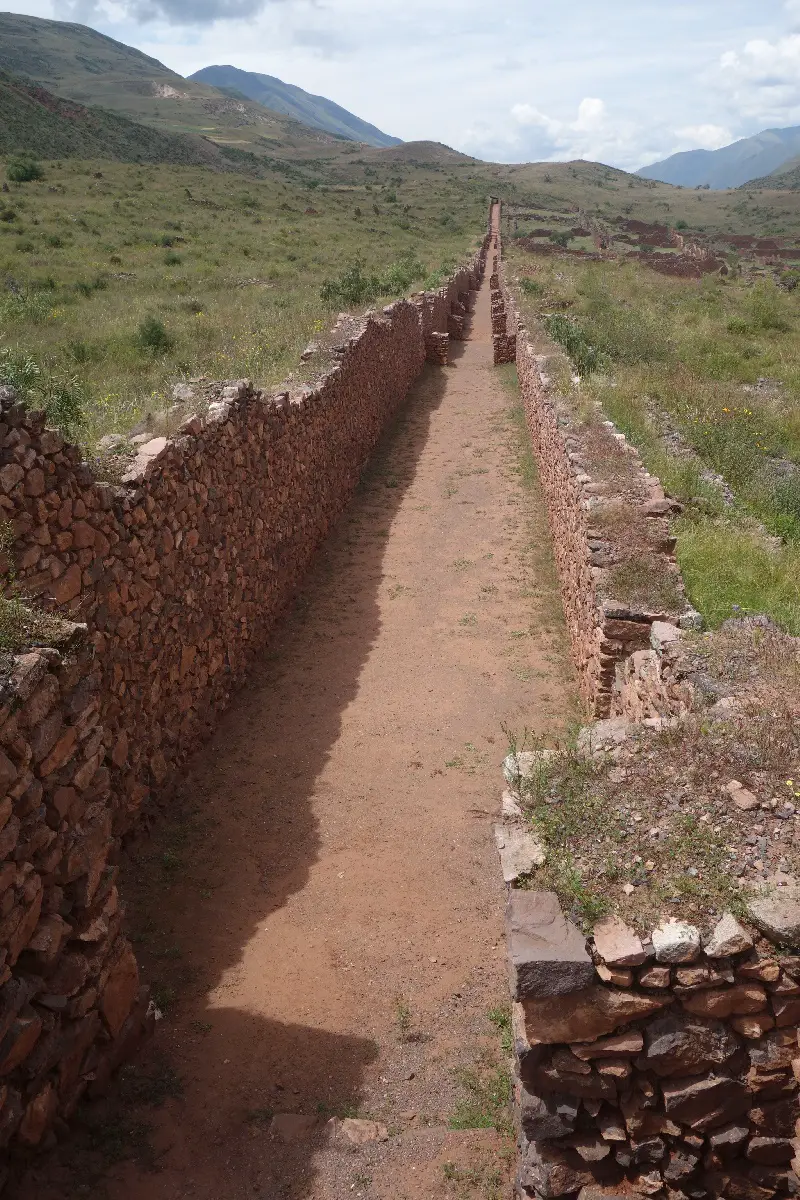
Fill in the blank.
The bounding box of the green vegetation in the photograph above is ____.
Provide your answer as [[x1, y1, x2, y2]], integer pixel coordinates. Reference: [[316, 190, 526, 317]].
[[507, 236, 800, 631], [0, 155, 486, 445]]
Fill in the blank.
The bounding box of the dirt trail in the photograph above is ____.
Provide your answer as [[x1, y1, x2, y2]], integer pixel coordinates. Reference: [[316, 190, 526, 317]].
[[21, 237, 576, 1200]]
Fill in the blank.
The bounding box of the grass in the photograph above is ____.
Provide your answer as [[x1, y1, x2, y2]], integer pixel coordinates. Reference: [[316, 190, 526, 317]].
[[507, 236, 800, 632], [0, 153, 486, 445]]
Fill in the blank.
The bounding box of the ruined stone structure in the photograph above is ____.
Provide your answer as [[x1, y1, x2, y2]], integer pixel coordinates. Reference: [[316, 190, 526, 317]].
[[0, 241, 488, 1157], [490, 222, 692, 716]]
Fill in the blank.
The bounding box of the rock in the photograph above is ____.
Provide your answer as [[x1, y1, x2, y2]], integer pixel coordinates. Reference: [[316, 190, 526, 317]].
[[0, 1009, 42, 1074], [596, 964, 633, 986], [638, 965, 671, 989], [662, 1148, 700, 1182], [771, 995, 800, 1027], [641, 1013, 740, 1077], [593, 916, 647, 967], [731, 1013, 775, 1039], [652, 918, 702, 963], [501, 789, 523, 819], [662, 1075, 750, 1131], [704, 913, 754, 958], [599, 1110, 627, 1141], [736, 956, 780, 983], [506, 891, 595, 1000], [570, 1031, 643, 1060], [570, 1135, 611, 1162], [519, 1138, 598, 1199], [520, 1085, 578, 1140], [631, 1136, 666, 1165], [528, 1059, 617, 1101], [503, 749, 553, 792], [708, 1123, 749, 1151], [335, 1117, 388, 1145], [724, 781, 760, 812], [747, 878, 800, 945], [749, 1097, 797, 1136], [522, 985, 670, 1046], [650, 621, 681, 652], [680, 983, 767, 1019], [99, 941, 139, 1037], [17, 1081, 57, 1147], [576, 718, 633, 758], [673, 963, 733, 991], [269, 1113, 316, 1142], [494, 822, 545, 883], [746, 1137, 794, 1164]]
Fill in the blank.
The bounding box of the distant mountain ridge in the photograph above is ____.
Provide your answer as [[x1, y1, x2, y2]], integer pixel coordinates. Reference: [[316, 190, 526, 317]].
[[638, 126, 800, 190], [189, 65, 400, 148], [0, 12, 397, 157]]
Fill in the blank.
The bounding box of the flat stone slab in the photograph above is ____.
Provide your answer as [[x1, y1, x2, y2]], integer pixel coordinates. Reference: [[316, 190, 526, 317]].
[[522, 985, 670, 1046], [506, 891, 594, 1000], [747, 878, 800, 946], [494, 822, 545, 883], [592, 915, 647, 967], [332, 1117, 388, 1145], [502, 749, 553, 792]]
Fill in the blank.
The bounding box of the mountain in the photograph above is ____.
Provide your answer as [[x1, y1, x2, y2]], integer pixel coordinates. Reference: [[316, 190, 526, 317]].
[[0, 13, 356, 159], [0, 68, 247, 167], [638, 126, 800, 190], [744, 154, 800, 191], [189, 65, 400, 148]]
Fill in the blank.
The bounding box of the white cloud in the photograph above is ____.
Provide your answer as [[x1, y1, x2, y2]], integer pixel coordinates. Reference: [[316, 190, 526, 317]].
[[672, 123, 733, 150], [718, 34, 800, 124], [6, 0, 800, 169]]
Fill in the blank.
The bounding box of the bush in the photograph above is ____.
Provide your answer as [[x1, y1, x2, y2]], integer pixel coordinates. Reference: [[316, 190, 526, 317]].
[[320, 259, 381, 306], [380, 251, 425, 295], [0, 348, 40, 395], [6, 155, 44, 183], [136, 316, 173, 356], [549, 232, 573, 248], [543, 314, 604, 375]]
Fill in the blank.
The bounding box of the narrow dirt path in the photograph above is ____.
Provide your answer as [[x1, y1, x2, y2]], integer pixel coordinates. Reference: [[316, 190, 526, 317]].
[[21, 246, 576, 1200]]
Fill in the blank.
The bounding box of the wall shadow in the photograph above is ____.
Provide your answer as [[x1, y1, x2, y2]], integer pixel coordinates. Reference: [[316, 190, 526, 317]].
[[8, 311, 478, 1199]]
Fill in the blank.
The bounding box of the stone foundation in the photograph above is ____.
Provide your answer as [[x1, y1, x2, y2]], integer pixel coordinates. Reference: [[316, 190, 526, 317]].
[[507, 888, 800, 1200]]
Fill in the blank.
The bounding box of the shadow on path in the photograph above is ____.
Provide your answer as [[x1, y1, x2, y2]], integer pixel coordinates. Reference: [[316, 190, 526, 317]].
[[12, 327, 475, 1200]]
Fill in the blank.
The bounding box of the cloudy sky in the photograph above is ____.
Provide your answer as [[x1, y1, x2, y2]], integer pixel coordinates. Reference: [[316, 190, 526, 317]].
[[6, 0, 800, 168]]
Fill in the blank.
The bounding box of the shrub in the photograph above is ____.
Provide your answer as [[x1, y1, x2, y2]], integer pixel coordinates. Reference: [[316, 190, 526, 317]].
[[549, 232, 573, 248], [136, 316, 173, 356], [320, 259, 381, 307], [164, 251, 182, 266], [0, 348, 40, 395], [6, 155, 44, 183], [543, 314, 604, 375], [380, 251, 425, 294]]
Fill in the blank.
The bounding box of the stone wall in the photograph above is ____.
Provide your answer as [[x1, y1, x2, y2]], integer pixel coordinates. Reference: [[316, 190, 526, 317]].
[[507, 884, 800, 1200], [0, 249, 486, 840], [0, 631, 150, 1166], [490, 207, 694, 716], [0, 241, 488, 1155]]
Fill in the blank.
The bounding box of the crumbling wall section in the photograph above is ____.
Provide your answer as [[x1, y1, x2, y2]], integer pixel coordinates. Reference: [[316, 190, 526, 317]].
[[507, 886, 800, 1200], [491, 207, 692, 716]]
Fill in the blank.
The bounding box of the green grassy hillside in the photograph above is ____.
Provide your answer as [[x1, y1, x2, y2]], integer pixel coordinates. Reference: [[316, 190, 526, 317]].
[[0, 13, 347, 159], [0, 69, 247, 167], [0, 151, 487, 446]]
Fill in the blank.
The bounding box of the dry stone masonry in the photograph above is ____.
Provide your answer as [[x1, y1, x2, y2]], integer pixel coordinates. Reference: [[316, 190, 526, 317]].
[[506, 882, 800, 1200], [490, 205, 695, 715], [0, 239, 488, 1158]]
